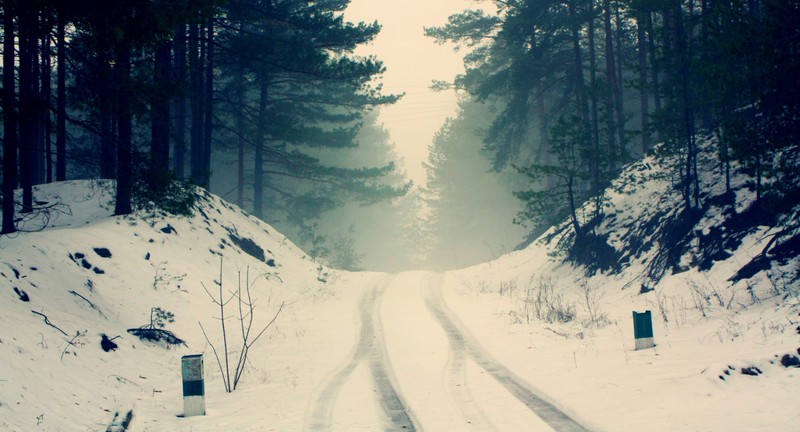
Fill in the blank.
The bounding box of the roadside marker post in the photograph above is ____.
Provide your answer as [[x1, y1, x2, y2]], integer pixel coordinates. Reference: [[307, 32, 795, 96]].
[[181, 354, 205, 417], [632, 310, 655, 350]]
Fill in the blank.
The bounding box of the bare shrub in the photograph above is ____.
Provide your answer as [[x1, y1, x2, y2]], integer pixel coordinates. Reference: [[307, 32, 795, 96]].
[[199, 259, 284, 392], [509, 280, 536, 324], [689, 285, 710, 318], [578, 280, 610, 328], [499, 279, 517, 297], [655, 290, 670, 323], [534, 276, 576, 324], [669, 296, 690, 327]]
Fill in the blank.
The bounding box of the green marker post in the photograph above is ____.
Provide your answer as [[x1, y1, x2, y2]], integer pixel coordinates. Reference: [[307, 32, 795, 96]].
[[632, 310, 655, 350]]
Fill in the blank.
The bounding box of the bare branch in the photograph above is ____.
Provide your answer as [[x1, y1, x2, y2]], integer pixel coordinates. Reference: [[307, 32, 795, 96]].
[[248, 301, 285, 348], [69, 290, 107, 319], [31, 310, 68, 336], [198, 321, 230, 393], [61, 330, 86, 361]]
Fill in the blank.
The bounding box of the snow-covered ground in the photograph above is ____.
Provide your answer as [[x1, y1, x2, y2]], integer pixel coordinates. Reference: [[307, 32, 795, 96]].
[[1, 160, 799, 431]]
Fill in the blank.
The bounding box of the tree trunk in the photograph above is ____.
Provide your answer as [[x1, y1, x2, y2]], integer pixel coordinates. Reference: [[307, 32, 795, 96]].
[[99, 56, 116, 179], [56, 13, 66, 181], [173, 24, 187, 178], [2, 5, 18, 234], [588, 2, 602, 218], [637, 14, 651, 153], [18, 8, 37, 213], [603, 0, 619, 173], [674, 5, 698, 209], [150, 40, 172, 194], [567, 177, 582, 240], [646, 13, 662, 142], [253, 82, 268, 219], [189, 20, 205, 186], [236, 74, 246, 208], [202, 17, 214, 191], [33, 14, 45, 186], [568, 2, 589, 126], [718, 127, 731, 196], [613, 3, 626, 159], [114, 39, 133, 216], [41, 22, 52, 184]]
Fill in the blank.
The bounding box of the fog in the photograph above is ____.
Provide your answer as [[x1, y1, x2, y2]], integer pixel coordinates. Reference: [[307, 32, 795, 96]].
[[205, 1, 530, 272]]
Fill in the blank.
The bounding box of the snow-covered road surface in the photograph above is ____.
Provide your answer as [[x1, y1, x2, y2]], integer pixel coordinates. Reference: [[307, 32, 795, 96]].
[[306, 274, 418, 431], [306, 272, 591, 431]]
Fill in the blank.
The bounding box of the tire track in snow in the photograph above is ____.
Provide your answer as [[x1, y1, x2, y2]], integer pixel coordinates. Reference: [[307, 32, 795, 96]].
[[421, 274, 497, 431], [423, 273, 592, 432], [305, 275, 418, 431]]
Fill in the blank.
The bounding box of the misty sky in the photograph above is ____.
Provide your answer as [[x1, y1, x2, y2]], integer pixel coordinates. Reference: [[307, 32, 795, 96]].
[[344, 0, 475, 186]]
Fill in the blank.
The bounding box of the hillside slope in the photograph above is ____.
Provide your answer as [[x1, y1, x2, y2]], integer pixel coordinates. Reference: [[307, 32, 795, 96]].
[[446, 140, 800, 430], [0, 181, 363, 431]]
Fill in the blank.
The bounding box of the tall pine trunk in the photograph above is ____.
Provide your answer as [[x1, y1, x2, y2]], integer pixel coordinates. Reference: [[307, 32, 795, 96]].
[[613, 3, 626, 159], [41, 21, 52, 184], [56, 13, 66, 181], [674, 5, 699, 209], [646, 13, 663, 143], [568, 2, 589, 126], [114, 39, 133, 216], [99, 56, 116, 179], [201, 18, 214, 190], [637, 14, 651, 153], [253, 82, 268, 219], [18, 8, 37, 213], [189, 20, 205, 187], [235, 72, 246, 208], [2, 5, 18, 234], [588, 1, 603, 218], [150, 40, 172, 194], [603, 0, 619, 173], [173, 24, 187, 178]]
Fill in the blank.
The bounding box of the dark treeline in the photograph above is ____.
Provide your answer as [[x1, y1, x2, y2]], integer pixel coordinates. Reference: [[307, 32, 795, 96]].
[[1, 0, 408, 239], [427, 0, 800, 252]]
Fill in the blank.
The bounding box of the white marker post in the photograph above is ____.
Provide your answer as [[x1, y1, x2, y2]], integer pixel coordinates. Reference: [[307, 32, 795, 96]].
[[181, 354, 205, 417]]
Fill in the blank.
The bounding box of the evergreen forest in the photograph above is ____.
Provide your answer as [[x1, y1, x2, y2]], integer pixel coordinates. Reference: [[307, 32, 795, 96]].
[[423, 0, 800, 267], [0, 0, 410, 269], [2, 0, 799, 271]]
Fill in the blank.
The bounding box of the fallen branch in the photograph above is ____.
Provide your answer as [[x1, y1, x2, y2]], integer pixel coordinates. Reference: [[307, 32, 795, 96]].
[[198, 321, 228, 389], [61, 330, 86, 361], [31, 310, 67, 336], [69, 290, 107, 319]]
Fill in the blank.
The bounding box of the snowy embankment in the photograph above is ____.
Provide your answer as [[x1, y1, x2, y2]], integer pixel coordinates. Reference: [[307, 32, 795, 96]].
[[446, 147, 800, 431], [1, 139, 799, 432], [0, 180, 369, 431]]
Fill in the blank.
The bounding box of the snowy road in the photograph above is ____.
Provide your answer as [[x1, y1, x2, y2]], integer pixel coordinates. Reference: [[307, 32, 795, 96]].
[[305, 274, 418, 431], [305, 272, 591, 431]]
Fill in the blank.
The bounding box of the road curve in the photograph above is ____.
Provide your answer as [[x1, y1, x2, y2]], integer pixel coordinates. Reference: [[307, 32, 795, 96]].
[[422, 273, 592, 432]]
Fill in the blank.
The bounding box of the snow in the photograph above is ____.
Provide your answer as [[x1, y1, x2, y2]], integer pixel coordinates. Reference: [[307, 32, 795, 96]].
[[2, 157, 799, 432]]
